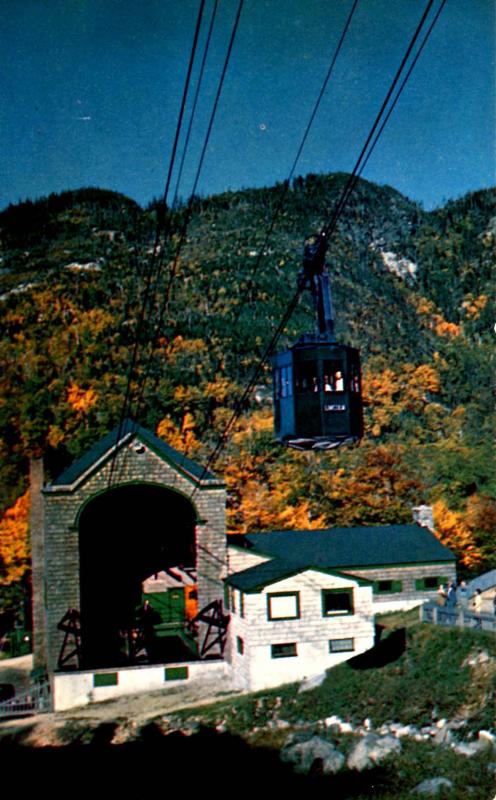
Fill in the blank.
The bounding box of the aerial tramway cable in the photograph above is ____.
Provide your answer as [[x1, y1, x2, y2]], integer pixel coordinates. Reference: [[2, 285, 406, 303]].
[[124, 0, 360, 487], [116, 1, 446, 590], [321, 0, 438, 240], [113, 0, 246, 477], [189, 0, 445, 491], [171, 0, 220, 211], [108, 0, 207, 487], [231, 0, 361, 315], [357, 0, 447, 180], [109, 0, 245, 488]]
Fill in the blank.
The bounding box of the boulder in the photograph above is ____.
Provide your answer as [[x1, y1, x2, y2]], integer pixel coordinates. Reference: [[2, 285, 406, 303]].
[[280, 735, 345, 775], [433, 727, 452, 746], [389, 722, 418, 738], [412, 777, 453, 795], [451, 740, 485, 757], [324, 715, 353, 733], [478, 730, 496, 751], [347, 733, 401, 771]]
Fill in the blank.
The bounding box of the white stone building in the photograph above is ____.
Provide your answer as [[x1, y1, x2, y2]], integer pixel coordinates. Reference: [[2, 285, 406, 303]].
[[225, 562, 374, 691], [224, 523, 456, 690]]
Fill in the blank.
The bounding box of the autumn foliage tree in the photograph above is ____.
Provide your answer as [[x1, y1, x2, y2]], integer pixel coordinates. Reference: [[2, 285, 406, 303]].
[[0, 490, 30, 585], [432, 498, 483, 571]]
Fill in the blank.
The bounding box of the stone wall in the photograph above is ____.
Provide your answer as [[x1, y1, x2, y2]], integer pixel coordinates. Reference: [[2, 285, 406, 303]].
[[228, 570, 374, 691], [227, 544, 270, 574], [345, 563, 457, 612], [52, 658, 229, 711], [30, 458, 46, 670], [41, 435, 226, 672]]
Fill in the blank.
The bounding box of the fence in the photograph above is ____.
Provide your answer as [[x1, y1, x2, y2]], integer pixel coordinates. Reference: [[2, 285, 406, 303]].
[[0, 680, 51, 720], [420, 602, 496, 633]]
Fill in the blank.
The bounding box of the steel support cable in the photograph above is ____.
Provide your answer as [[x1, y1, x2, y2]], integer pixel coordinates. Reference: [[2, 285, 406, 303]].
[[119, 0, 245, 459], [188, 286, 302, 503], [230, 0, 360, 331], [171, 0, 220, 210], [120, 0, 448, 591], [189, 0, 442, 493], [155, 0, 245, 315], [108, 0, 206, 487], [358, 0, 447, 179], [103, 2, 443, 602], [321, 0, 437, 239], [127, 0, 352, 449], [318, 0, 445, 277]]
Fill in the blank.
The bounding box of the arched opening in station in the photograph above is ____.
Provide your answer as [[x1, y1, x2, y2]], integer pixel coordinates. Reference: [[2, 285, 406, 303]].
[[78, 483, 197, 669]]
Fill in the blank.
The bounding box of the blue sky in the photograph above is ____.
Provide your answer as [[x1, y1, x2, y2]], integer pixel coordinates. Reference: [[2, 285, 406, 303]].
[[1, 0, 494, 211]]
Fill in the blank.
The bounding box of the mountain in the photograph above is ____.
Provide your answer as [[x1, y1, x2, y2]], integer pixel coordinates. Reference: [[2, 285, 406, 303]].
[[0, 175, 494, 585]]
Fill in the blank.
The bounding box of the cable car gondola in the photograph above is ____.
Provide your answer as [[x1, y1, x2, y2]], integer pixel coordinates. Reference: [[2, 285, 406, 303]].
[[273, 232, 363, 450]]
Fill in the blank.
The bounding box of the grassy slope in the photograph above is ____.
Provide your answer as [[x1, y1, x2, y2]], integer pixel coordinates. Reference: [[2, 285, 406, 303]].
[[0, 618, 494, 799], [174, 620, 495, 735], [166, 619, 496, 799]]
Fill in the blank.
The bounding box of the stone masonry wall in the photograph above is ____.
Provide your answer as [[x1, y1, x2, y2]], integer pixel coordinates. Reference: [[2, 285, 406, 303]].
[[227, 544, 270, 574], [30, 458, 46, 670], [228, 570, 374, 691], [42, 437, 226, 672], [345, 563, 457, 609]]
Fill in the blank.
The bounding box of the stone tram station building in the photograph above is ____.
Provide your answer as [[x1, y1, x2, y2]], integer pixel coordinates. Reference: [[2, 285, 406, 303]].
[[30, 421, 455, 710]]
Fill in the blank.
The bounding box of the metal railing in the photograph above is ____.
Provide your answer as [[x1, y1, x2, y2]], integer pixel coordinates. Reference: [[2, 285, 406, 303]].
[[0, 680, 51, 719], [420, 602, 496, 633]]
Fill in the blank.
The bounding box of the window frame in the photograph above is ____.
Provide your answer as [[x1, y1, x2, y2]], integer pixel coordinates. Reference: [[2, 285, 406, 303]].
[[416, 576, 448, 591], [321, 588, 354, 616], [267, 591, 301, 621], [271, 642, 297, 659], [374, 579, 403, 594], [329, 638, 355, 653]]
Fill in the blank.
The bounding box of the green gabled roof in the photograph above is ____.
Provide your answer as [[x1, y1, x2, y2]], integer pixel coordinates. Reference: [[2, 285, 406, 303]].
[[49, 418, 221, 488], [237, 524, 455, 569], [226, 559, 373, 593]]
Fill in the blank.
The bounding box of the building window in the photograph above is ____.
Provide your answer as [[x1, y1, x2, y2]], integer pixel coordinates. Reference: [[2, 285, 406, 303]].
[[295, 362, 318, 393], [322, 589, 354, 616], [416, 576, 447, 591], [329, 638, 355, 653], [239, 591, 245, 618], [267, 592, 300, 621], [94, 672, 118, 687], [271, 643, 297, 659], [374, 579, 403, 594], [236, 636, 244, 655], [276, 365, 294, 398], [165, 666, 189, 681], [323, 360, 345, 392]]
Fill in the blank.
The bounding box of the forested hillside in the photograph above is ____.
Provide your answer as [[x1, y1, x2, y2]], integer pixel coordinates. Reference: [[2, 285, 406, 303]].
[[0, 174, 494, 612]]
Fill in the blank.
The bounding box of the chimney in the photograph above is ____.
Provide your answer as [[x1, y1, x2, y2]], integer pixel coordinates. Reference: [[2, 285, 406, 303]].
[[412, 505, 434, 532], [30, 457, 47, 670]]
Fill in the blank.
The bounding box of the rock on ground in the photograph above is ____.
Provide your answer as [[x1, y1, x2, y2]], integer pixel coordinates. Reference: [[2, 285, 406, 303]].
[[347, 733, 401, 771], [280, 735, 345, 775], [451, 740, 487, 757], [412, 777, 453, 795]]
